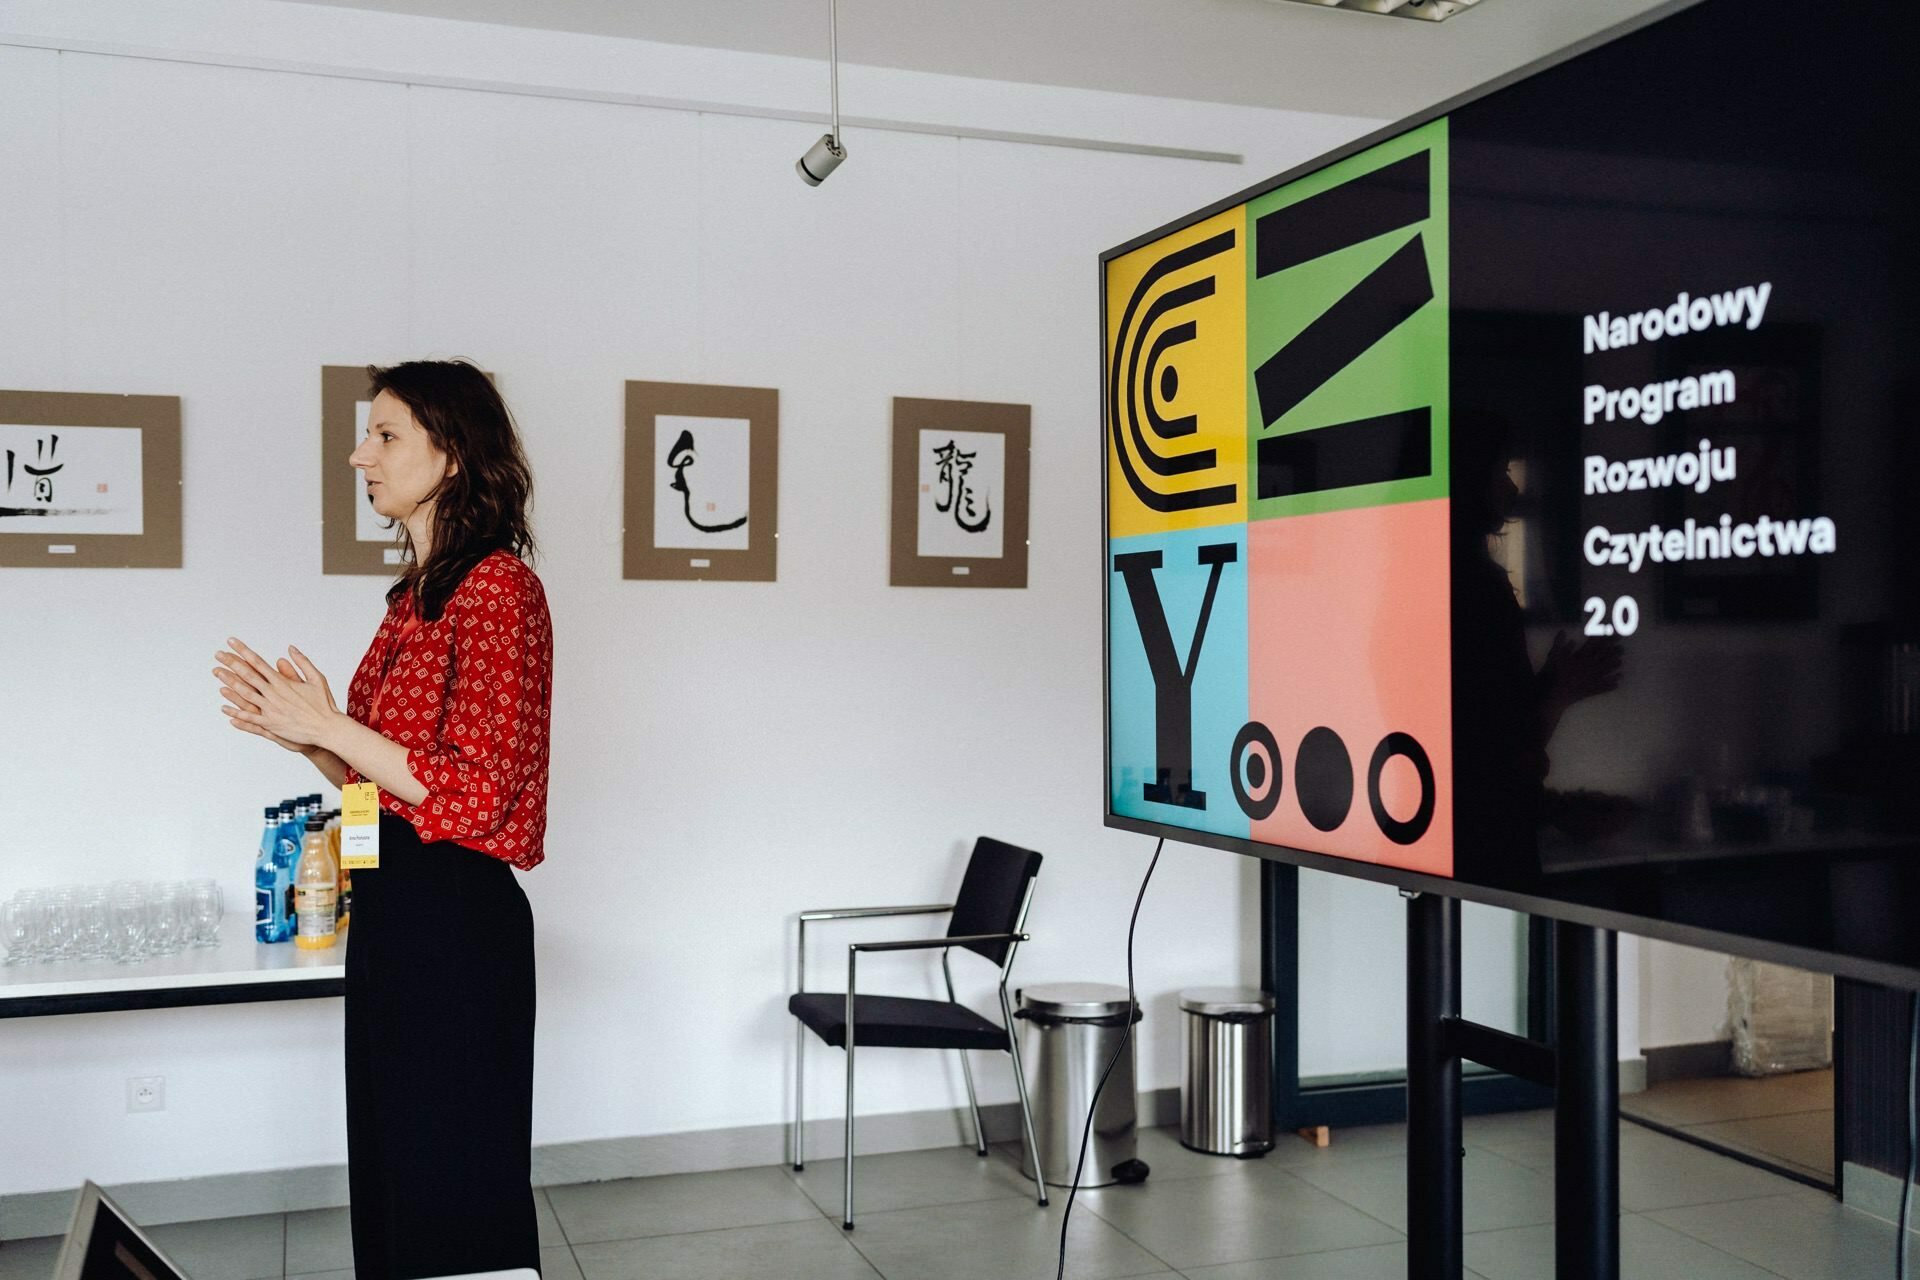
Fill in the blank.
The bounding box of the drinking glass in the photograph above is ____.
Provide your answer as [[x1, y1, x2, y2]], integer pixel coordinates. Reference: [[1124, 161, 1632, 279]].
[[1, 894, 38, 965], [145, 885, 185, 957], [39, 889, 76, 963], [74, 888, 113, 959], [186, 879, 224, 948], [109, 882, 148, 963]]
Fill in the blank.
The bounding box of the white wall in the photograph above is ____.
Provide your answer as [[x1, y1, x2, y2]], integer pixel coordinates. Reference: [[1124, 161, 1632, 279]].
[[1640, 941, 1732, 1050], [0, 0, 1405, 1198]]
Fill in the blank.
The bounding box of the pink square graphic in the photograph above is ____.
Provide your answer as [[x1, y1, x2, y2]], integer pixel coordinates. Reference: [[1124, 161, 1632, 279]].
[[1246, 499, 1453, 877]]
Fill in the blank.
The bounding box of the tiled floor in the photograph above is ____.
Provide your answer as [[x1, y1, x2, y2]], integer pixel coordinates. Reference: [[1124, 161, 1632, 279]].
[[1620, 1067, 1835, 1183], [1, 1111, 1909, 1280]]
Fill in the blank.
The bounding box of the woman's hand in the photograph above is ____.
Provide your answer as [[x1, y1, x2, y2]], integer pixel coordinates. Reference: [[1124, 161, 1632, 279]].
[[214, 638, 344, 752]]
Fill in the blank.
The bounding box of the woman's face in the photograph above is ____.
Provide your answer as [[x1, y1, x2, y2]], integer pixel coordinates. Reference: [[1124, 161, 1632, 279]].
[[349, 390, 455, 524]]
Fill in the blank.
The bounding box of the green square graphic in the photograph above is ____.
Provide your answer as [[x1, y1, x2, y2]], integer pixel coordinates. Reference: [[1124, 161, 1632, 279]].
[[1245, 119, 1449, 520]]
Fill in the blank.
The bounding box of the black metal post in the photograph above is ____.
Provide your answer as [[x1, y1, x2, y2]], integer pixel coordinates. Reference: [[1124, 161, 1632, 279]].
[[1406, 891, 1463, 1280], [1554, 921, 1619, 1280]]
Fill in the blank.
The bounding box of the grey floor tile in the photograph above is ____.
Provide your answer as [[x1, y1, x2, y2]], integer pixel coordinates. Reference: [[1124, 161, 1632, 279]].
[[789, 1143, 1034, 1217], [286, 1205, 353, 1275], [1467, 1214, 1782, 1280], [288, 1272, 353, 1280], [838, 1194, 1169, 1280], [142, 1212, 286, 1280], [1681, 1111, 1835, 1182], [1648, 1190, 1895, 1280], [0, 1236, 65, 1280], [997, 1122, 1406, 1190], [1621, 1071, 1831, 1128], [1183, 1240, 1491, 1279], [1462, 1107, 1557, 1155], [1499, 1126, 1804, 1213], [1259, 1121, 1409, 1167], [1076, 1167, 1401, 1271], [574, 1219, 878, 1280], [546, 1165, 821, 1244], [534, 1188, 566, 1248], [541, 1243, 584, 1280], [1290, 1148, 1553, 1236]]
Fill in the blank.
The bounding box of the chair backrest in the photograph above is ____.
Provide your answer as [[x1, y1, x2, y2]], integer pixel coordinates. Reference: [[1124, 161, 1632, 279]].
[[945, 836, 1043, 967]]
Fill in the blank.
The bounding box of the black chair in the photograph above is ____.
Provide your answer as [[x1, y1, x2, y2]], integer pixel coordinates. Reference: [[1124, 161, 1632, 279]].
[[788, 836, 1047, 1230]]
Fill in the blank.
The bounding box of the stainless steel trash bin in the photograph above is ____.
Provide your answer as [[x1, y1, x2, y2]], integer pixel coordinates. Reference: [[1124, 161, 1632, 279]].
[[1015, 983, 1144, 1189], [1179, 987, 1275, 1157]]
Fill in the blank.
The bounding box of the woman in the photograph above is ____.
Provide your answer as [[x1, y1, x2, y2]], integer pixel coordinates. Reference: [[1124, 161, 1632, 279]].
[[213, 360, 551, 1277]]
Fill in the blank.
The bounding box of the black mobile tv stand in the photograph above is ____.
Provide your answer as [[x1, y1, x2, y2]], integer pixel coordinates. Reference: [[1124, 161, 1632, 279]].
[[1404, 890, 1618, 1280]]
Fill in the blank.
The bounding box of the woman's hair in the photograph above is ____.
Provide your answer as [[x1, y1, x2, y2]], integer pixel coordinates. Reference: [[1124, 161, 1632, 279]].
[[366, 359, 535, 621]]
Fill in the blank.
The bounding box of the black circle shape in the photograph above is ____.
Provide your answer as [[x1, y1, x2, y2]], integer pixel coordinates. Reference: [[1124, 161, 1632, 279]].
[[1159, 364, 1179, 402], [1228, 721, 1282, 820], [1368, 732, 1436, 845], [1294, 726, 1354, 832], [1245, 753, 1266, 790]]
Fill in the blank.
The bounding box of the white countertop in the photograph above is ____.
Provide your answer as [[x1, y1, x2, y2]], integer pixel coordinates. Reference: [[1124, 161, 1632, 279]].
[[0, 912, 345, 1003]]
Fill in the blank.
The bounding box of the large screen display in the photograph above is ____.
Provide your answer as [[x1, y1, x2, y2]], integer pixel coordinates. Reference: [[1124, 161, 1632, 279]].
[[1103, 0, 1920, 988]]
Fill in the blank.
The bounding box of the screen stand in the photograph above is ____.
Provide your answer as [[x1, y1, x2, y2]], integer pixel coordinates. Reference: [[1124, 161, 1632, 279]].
[[1403, 891, 1619, 1280]]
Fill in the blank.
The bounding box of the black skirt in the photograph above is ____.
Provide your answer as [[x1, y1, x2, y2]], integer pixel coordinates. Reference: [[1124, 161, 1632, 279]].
[[345, 813, 539, 1278]]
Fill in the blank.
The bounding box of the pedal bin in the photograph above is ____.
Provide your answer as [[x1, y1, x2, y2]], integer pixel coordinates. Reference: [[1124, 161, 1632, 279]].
[[1179, 987, 1275, 1157], [1014, 983, 1146, 1189]]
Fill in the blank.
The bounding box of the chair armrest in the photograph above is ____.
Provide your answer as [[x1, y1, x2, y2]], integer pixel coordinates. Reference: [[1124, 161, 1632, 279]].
[[795, 905, 956, 993], [850, 932, 1027, 954], [797, 903, 953, 922]]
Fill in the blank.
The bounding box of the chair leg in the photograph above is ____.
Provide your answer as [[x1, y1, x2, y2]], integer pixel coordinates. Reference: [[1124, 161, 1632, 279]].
[[842, 1041, 857, 1230], [1007, 1029, 1049, 1206], [793, 1021, 807, 1171], [957, 1049, 988, 1156]]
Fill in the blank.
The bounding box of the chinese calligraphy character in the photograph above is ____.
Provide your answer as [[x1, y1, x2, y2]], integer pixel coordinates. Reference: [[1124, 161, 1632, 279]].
[[4, 433, 63, 505], [666, 428, 748, 534], [930, 438, 991, 534]]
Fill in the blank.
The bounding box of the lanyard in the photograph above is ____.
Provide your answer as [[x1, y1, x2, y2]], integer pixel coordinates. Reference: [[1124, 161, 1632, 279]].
[[367, 601, 423, 731]]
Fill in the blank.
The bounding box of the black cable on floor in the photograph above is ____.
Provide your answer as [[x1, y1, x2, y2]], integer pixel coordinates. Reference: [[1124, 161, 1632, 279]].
[[1054, 835, 1163, 1280], [1900, 989, 1917, 1280]]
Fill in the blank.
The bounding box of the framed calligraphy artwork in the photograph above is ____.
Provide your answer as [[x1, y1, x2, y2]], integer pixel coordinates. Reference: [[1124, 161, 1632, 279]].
[[623, 381, 779, 582], [889, 397, 1030, 588], [0, 390, 181, 568]]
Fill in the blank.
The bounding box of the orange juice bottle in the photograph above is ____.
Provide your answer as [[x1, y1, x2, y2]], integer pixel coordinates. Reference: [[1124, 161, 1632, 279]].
[[294, 818, 338, 950]]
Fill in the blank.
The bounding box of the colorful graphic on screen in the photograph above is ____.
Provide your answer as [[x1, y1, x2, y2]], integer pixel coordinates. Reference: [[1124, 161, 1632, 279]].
[[1107, 120, 1454, 877]]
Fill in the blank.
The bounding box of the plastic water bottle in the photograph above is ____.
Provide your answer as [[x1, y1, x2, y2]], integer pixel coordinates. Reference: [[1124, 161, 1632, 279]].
[[294, 817, 339, 950], [254, 806, 282, 942], [268, 802, 302, 943]]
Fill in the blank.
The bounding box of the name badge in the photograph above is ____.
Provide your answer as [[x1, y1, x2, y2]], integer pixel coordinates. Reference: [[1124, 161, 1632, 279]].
[[340, 781, 381, 870]]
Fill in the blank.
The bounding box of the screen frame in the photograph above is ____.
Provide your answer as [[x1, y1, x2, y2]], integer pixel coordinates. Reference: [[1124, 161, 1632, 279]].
[[1098, 0, 1920, 993]]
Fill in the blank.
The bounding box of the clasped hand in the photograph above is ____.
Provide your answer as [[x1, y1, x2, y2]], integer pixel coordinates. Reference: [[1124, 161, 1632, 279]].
[[214, 637, 341, 755]]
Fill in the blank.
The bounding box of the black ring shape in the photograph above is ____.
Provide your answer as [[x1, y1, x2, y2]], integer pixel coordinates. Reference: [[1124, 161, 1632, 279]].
[[1229, 721, 1282, 820], [1367, 732, 1436, 845]]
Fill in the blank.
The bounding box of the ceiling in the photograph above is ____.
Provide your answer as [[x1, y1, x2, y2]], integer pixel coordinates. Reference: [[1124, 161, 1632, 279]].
[[280, 0, 1682, 122]]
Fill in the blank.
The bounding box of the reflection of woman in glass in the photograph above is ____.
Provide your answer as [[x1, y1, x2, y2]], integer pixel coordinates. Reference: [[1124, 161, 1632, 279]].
[[1453, 411, 1622, 882], [213, 360, 550, 1276]]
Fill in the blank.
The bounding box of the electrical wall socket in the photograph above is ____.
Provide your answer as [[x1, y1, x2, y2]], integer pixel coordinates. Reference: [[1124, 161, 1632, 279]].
[[127, 1076, 165, 1113]]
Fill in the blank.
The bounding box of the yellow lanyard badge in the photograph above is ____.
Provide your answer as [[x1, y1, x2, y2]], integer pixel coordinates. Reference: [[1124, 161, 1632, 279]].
[[340, 781, 381, 870]]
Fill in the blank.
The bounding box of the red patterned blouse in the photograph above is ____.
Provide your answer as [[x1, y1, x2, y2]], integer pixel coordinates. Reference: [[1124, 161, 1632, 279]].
[[343, 550, 552, 870]]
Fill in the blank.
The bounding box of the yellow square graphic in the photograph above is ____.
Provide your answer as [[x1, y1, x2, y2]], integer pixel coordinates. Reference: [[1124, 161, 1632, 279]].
[[1105, 207, 1247, 538]]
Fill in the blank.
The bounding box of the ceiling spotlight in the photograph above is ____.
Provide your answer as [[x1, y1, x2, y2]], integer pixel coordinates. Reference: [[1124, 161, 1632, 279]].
[[796, 0, 846, 185], [797, 134, 845, 186]]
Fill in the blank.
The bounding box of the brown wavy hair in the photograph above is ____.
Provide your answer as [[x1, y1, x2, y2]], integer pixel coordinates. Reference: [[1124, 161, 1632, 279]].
[[366, 359, 536, 621]]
